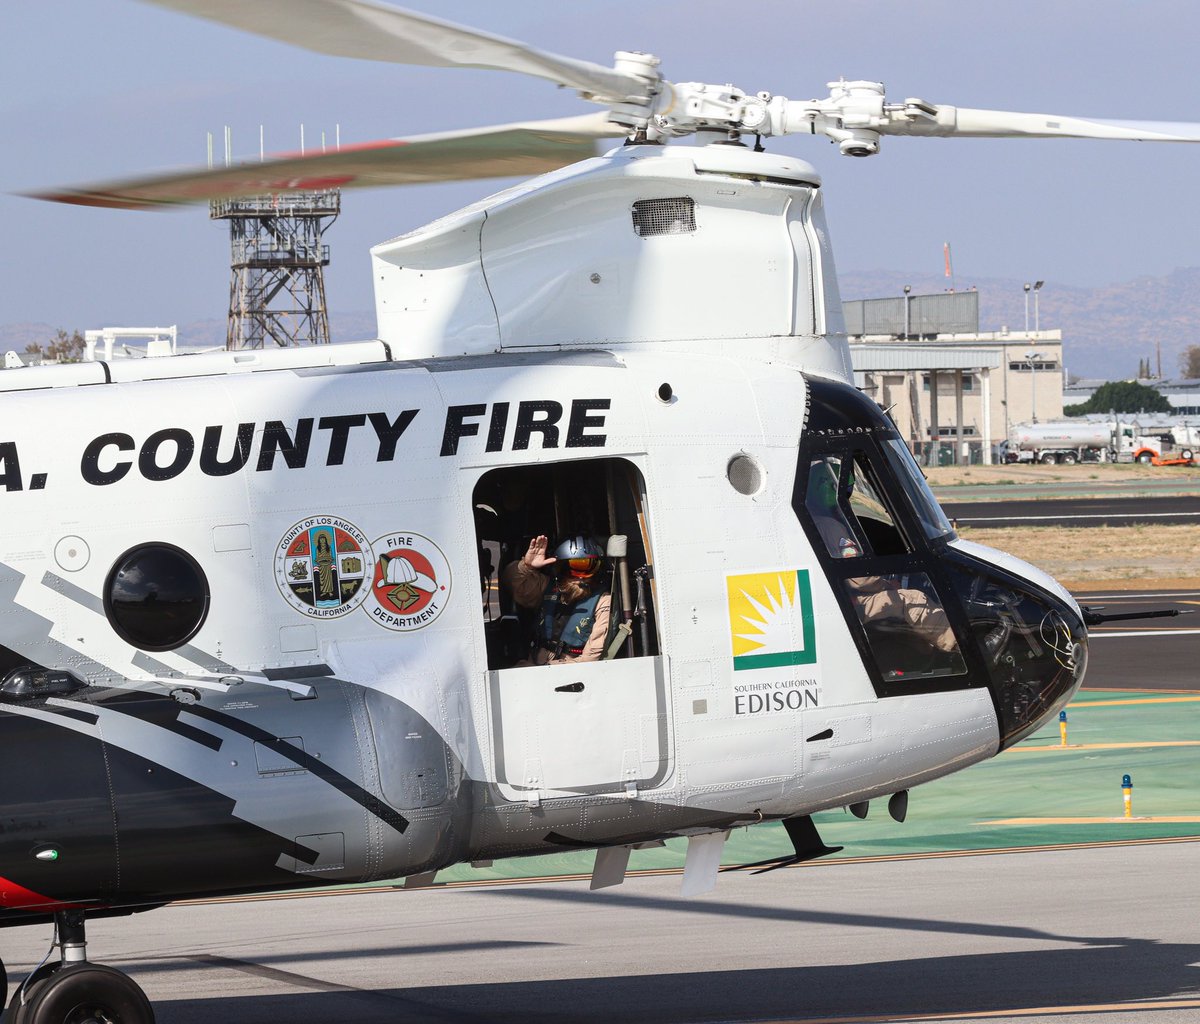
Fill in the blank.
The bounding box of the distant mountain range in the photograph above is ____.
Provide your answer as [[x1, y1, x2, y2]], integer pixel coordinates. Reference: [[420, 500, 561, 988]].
[[5, 269, 1198, 380]]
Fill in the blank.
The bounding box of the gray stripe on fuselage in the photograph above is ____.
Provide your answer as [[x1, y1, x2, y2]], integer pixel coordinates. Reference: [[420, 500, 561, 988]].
[[131, 650, 180, 677], [44, 570, 234, 675], [42, 570, 104, 615], [0, 564, 110, 679], [1, 697, 377, 863]]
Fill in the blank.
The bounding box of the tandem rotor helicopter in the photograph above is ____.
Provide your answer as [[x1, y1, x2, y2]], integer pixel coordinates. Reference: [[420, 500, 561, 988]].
[[2, 1, 1199, 1020]]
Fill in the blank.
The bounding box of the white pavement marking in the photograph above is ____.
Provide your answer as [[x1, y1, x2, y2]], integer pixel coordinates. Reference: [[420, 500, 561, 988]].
[[1089, 629, 1200, 638], [956, 511, 1200, 522]]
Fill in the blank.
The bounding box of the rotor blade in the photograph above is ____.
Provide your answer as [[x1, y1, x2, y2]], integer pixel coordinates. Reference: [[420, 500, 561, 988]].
[[140, 0, 649, 102], [26, 114, 625, 211], [886, 106, 1200, 142]]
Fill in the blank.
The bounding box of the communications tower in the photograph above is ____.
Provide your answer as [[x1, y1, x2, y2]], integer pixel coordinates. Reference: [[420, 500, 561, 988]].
[[210, 190, 340, 349]]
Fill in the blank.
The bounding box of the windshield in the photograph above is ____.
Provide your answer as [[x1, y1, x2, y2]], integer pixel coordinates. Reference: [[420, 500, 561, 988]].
[[884, 439, 956, 542]]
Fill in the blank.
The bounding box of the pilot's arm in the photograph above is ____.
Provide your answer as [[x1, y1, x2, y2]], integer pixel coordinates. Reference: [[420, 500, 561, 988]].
[[501, 558, 550, 609], [501, 535, 556, 609]]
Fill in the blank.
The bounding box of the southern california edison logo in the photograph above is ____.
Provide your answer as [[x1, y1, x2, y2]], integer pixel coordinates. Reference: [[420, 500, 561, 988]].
[[365, 533, 451, 632], [275, 516, 372, 619]]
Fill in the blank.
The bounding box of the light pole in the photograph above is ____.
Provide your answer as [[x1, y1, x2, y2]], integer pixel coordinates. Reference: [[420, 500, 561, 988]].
[[903, 284, 911, 338], [1033, 280, 1044, 335], [1025, 350, 1043, 423], [1023, 282, 1031, 333]]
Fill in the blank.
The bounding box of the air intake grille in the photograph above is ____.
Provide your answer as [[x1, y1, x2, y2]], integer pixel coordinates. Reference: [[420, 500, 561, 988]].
[[632, 197, 696, 237]]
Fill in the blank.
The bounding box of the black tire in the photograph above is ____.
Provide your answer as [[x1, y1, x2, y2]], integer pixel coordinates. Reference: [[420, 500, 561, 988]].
[[9, 963, 153, 1024], [1039, 452, 1058, 464], [1137, 452, 1154, 464], [8, 963, 62, 1020], [1181, 449, 1194, 462], [1060, 452, 1078, 465]]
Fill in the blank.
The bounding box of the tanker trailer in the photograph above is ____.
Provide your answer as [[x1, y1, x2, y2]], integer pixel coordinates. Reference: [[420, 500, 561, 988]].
[[1005, 421, 1112, 464]]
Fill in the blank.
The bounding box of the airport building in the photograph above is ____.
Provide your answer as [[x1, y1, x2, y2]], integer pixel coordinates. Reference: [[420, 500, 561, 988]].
[[846, 291, 1064, 464]]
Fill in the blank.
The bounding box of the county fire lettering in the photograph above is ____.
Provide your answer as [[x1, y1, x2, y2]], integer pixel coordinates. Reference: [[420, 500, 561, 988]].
[[0, 397, 613, 492], [733, 680, 820, 715], [79, 412, 418, 486]]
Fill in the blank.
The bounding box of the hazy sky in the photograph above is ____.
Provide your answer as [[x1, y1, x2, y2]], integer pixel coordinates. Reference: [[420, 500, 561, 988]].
[[3, 0, 1200, 330]]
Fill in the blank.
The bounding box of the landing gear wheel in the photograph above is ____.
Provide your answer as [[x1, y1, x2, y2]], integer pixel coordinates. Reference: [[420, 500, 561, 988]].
[[9, 962, 62, 1017], [8, 964, 153, 1024]]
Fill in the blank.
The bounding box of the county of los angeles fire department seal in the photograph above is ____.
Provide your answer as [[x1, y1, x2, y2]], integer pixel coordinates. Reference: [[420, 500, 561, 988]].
[[364, 533, 451, 632], [275, 516, 373, 619]]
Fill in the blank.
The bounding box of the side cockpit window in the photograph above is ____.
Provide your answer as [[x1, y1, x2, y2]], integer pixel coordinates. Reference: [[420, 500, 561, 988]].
[[845, 571, 966, 683], [473, 458, 658, 671], [797, 374, 968, 689], [804, 447, 965, 682], [804, 452, 906, 559]]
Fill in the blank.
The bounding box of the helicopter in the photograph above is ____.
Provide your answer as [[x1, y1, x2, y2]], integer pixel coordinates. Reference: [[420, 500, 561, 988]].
[[2, 1, 1199, 1021]]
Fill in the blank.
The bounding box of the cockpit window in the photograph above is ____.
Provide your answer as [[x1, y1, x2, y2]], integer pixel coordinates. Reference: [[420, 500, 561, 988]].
[[846, 571, 966, 682], [848, 452, 905, 555], [884, 439, 956, 542], [805, 456, 861, 558], [804, 452, 906, 559]]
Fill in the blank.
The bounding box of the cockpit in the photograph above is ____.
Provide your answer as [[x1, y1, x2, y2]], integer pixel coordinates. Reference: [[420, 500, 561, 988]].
[[795, 375, 1087, 748]]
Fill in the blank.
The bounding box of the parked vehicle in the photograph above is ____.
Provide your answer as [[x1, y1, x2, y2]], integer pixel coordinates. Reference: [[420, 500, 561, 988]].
[[1004, 419, 1200, 466], [1003, 422, 1112, 465]]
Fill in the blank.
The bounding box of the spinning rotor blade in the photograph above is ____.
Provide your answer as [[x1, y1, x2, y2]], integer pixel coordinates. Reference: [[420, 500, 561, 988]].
[[28, 114, 624, 211], [783, 83, 1200, 156], [140, 0, 652, 103], [882, 106, 1200, 142]]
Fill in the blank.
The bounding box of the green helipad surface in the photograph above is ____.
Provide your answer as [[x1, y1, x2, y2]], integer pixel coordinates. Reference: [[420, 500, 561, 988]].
[[438, 689, 1200, 884]]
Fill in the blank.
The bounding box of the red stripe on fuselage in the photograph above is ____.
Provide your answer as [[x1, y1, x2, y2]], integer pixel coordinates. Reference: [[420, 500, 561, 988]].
[[0, 874, 72, 910]]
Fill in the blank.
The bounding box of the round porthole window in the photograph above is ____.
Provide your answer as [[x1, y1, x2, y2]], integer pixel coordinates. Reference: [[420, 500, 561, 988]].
[[104, 543, 210, 651], [727, 454, 764, 496]]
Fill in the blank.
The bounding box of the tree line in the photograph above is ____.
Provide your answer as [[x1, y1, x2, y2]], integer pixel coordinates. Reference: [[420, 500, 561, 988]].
[[22, 329, 86, 363]]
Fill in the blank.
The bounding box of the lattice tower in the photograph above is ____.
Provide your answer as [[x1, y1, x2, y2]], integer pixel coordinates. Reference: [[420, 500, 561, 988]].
[[210, 190, 340, 349]]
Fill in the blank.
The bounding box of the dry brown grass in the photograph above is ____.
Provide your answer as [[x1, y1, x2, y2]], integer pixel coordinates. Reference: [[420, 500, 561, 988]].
[[927, 462, 1200, 488], [957, 524, 1200, 589]]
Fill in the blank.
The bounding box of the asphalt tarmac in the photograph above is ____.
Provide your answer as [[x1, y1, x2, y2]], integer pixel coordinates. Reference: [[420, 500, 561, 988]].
[[2, 840, 1197, 1024], [943, 494, 1200, 527], [1076, 587, 1200, 690]]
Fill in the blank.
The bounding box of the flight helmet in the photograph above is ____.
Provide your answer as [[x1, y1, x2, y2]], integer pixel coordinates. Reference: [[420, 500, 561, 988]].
[[554, 535, 604, 579]]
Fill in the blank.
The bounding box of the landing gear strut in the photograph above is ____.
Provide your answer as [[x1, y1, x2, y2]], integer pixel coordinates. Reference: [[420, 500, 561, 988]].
[[8, 910, 153, 1024]]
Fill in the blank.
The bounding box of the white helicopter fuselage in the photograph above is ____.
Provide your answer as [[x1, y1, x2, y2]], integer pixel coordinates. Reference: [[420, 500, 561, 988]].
[[0, 142, 1084, 915]]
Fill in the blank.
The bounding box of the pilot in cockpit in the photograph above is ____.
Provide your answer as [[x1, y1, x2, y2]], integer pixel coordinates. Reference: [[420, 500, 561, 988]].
[[805, 459, 959, 657]]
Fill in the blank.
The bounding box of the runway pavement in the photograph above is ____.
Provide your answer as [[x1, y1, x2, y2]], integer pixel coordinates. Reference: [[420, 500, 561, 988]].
[[1076, 587, 1200, 690], [943, 493, 1200, 527], [2, 840, 1197, 1024]]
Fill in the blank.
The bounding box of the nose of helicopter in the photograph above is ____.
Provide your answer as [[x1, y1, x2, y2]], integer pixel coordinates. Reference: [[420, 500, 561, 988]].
[[946, 539, 1088, 750]]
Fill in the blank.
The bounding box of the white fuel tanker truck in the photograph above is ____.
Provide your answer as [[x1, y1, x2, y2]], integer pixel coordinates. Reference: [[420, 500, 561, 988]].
[[1004, 420, 1200, 465], [1002, 422, 1113, 464]]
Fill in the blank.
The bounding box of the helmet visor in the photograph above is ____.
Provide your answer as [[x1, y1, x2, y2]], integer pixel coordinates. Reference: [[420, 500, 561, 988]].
[[566, 556, 601, 578]]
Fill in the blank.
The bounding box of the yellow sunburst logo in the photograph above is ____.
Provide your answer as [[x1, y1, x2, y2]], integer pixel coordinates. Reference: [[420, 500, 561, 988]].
[[726, 569, 817, 671]]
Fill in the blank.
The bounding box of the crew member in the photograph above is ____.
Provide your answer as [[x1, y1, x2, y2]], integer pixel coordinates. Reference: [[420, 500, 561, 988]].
[[502, 534, 610, 665], [805, 459, 958, 654]]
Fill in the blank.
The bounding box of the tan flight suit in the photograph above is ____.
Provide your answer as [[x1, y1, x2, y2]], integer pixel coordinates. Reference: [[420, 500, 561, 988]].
[[811, 511, 956, 653], [501, 560, 612, 666]]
